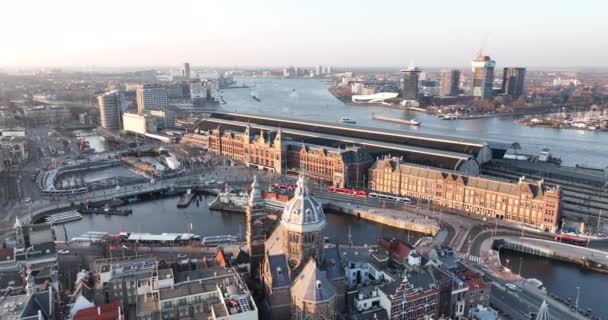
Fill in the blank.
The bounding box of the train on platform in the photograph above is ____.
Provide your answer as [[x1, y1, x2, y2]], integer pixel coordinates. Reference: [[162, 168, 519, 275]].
[[270, 183, 413, 203], [326, 186, 368, 197], [554, 235, 587, 246], [368, 192, 412, 203]]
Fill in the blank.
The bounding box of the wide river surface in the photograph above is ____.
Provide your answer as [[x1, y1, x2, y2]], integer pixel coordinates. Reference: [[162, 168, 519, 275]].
[[220, 77, 608, 167]]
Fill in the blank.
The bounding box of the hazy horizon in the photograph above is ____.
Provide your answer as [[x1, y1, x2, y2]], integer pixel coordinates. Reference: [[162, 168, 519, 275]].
[[2, 0, 607, 68]]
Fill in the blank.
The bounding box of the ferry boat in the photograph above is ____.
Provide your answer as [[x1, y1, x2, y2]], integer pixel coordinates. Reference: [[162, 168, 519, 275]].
[[441, 114, 458, 120], [45, 211, 83, 225], [202, 235, 239, 246], [339, 118, 357, 124]]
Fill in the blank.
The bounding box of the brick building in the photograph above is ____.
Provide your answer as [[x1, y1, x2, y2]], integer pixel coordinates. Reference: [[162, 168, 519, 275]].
[[182, 125, 372, 188], [368, 157, 561, 231]]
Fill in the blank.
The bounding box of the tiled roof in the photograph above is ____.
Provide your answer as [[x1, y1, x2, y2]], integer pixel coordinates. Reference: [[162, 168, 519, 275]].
[[73, 302, 121, 320], [291, 259, 336, 303]]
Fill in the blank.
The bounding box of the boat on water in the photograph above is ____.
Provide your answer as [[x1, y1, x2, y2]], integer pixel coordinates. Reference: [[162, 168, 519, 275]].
[[339, 117, 357, 124], [372, 113, 420, 126], [45, 211, 83, 225], [202, 235, 239, 246], [441, 114, 458, 120]]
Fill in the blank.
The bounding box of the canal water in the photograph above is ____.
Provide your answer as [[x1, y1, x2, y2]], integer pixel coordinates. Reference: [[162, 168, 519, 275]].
[[220, 77, 608, 167], [500, 250, 607, 318], [59, 195, 423, 246]]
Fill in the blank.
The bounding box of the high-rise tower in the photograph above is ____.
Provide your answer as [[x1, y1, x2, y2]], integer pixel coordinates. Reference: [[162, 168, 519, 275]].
[[136, 84, 168, 114], [401, 65, 421, 101], [182, 62, 191, 79], [98, 90, 124, 130], [502, 67, 526, 98], [440, 69, 461, 96], [471, 55, 496, 100]]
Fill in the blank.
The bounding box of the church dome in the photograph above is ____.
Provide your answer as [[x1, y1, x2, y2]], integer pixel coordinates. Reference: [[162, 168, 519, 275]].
[[281, 175, 326, 233]]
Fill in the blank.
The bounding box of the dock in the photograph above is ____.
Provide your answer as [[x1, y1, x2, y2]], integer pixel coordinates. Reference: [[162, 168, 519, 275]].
[[372, 113, 420, 126], [177, 190, 196, 208]]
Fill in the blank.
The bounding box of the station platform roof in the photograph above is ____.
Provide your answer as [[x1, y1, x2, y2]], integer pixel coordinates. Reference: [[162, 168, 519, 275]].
[[205, 112, 512, 157], [197, 117, 478, 171]]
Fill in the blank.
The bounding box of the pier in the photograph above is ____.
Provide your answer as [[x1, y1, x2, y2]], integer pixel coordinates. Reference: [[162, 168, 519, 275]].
[[177, 191, 196, 208]]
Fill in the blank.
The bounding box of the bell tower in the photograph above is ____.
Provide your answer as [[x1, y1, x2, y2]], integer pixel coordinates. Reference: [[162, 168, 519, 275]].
[[246, 176, 266, 276]]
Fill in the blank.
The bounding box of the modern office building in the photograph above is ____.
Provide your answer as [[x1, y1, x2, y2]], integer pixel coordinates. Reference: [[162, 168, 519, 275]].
[[148, 110, 175, 129], [440, 69, 461, 96], [22, 105, 72, 125], [471, 55, 496, 99], [368, 157, 561, 231], [502, 67, 526, 98], [136, 84, 168, 114], [98, 90, 124, 130], [401, 65, 421, 101], [122, 112, 157, 135], [181, 62, 191, 79]]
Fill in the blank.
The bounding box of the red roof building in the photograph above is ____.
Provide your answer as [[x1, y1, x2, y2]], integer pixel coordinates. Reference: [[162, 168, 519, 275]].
[[73, 302, 122, 320]]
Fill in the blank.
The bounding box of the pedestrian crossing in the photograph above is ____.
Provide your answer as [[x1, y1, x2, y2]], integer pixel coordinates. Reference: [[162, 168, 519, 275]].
[[455, 252, 484, 264]]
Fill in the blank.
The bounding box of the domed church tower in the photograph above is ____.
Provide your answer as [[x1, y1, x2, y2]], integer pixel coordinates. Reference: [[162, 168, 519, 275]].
[[281, 174, 326, 271]]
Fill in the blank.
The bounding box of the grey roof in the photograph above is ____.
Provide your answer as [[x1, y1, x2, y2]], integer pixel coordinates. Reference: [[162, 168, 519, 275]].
[[200, 118, 475, 161], [281, 175, 326, 232], [21, 290, 52, 319], [322, 246, 344, 281], [291, 259, 336, 303], [267, 254, 290, 289], [379, 266, 437, 296], [209, 112, 499, 148]]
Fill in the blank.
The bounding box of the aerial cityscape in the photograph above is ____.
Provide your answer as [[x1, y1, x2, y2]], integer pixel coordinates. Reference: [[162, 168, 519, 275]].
[[1, 1, 608, 320]]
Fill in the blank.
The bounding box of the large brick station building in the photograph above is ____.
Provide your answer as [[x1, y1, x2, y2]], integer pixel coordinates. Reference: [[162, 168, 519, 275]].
[[368, 157, 561, 231], [181, 125, 373, 188]]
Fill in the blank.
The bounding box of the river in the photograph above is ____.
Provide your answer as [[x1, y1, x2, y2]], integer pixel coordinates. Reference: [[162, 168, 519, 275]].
[[500, 250, 607, 318], [220, 77, 608, 167]]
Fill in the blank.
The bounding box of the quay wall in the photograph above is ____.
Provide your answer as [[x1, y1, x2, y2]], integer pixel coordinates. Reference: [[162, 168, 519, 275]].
[[323, 203, 439, 236]]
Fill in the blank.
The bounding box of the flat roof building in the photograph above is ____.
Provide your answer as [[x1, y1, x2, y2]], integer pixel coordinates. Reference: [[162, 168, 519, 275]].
[[440, 69, 461, 97], [136, 85, 168, 114], [122, 112, 157, 135]]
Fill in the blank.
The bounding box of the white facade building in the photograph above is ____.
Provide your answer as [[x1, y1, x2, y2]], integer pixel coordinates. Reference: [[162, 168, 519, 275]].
[[122, 112, 157, 135]]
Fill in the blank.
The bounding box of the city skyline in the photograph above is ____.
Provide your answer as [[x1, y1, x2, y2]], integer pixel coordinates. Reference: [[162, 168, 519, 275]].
[[1, 0, 607, 68]]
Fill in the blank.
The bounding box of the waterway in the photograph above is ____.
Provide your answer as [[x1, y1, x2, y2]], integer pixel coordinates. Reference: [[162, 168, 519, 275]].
[[59, 195, 423, 246], [500, 250, 607, 318], [220, 77, 608, 167], [217, 77, 608, 318]]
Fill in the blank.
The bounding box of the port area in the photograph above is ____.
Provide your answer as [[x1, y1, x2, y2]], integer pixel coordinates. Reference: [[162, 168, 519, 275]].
[[514, 116, 608, 131]]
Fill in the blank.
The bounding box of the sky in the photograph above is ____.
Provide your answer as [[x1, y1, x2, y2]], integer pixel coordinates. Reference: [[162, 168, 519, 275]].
[[1, 0, 607, 68]]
